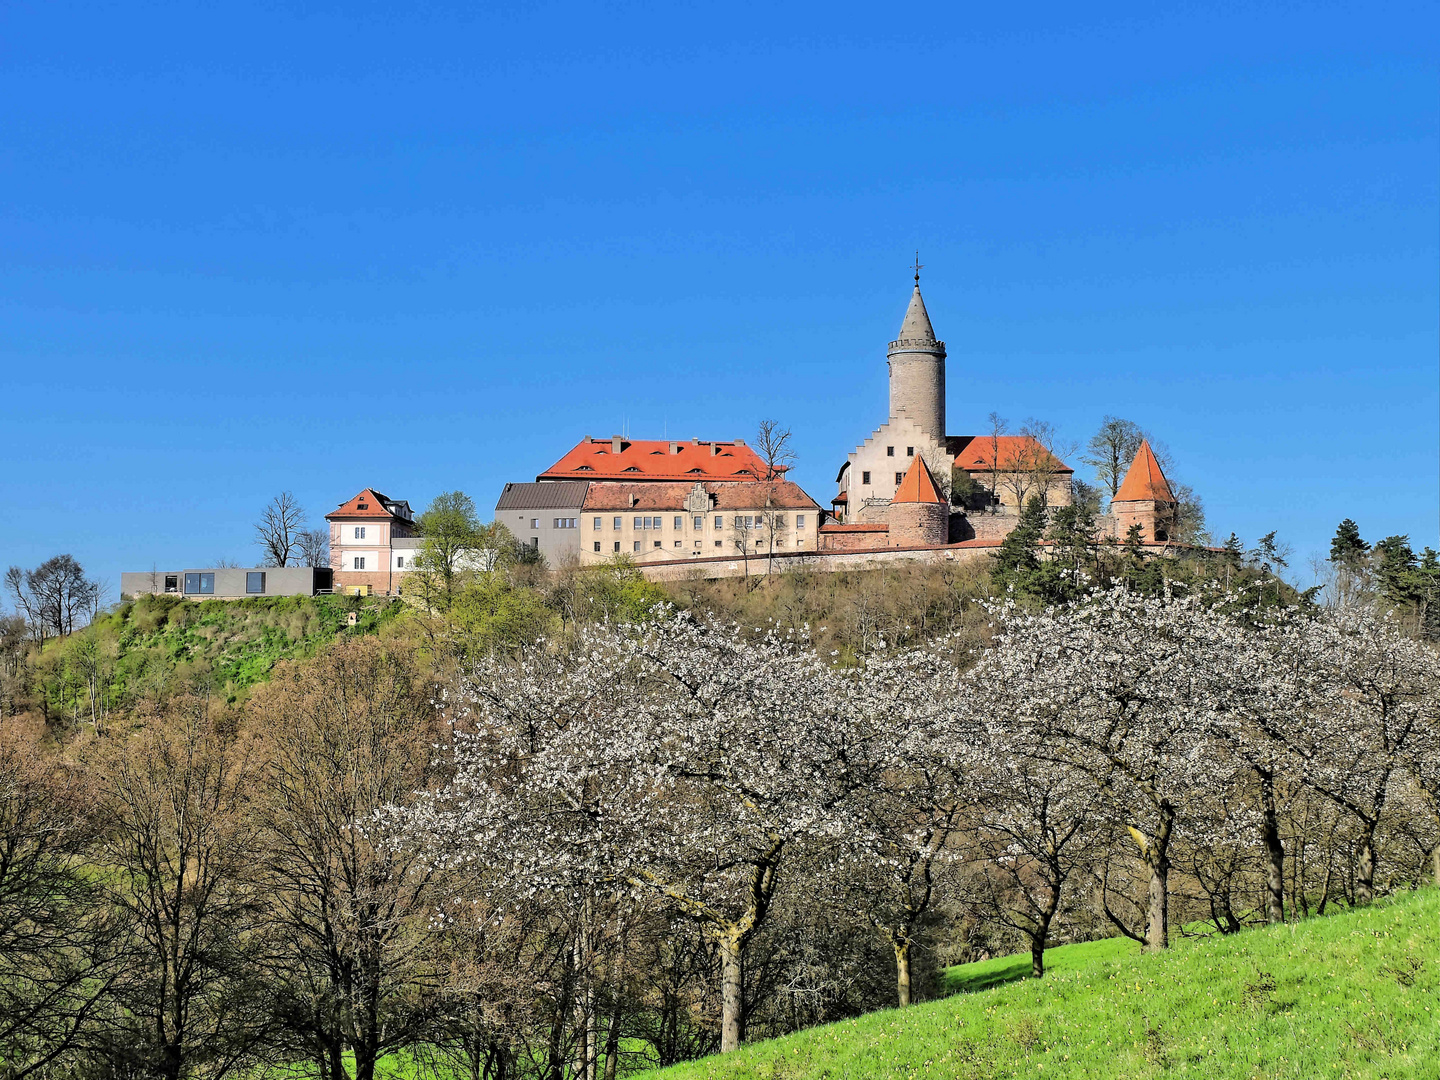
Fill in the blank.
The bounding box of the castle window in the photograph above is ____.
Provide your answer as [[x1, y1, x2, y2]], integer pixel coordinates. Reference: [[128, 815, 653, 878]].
[[907, 447, 914, 457], [593, 517, 602, 530], [633, 541, 641, 552], [614, 542, 620, 552], [594, 542, 601, 552], [714, 515, 723, 529], [613, 517, 622, 529], [694, 541, 701, 548], [354, 526, 366, 539], [862, 471, 871, 485], [396, 557, 404, 568], [530, 519, 539, 529], [352, 557, 365, 571], [653, 540, 661, 548], [797, 515, 806, 528], [634, 517, 643, 529], [246, 572, 266, 594], [886, 446, 894, 456], [774, 515, 786, 528], [693, 515, 703, 529], [714, 540, 721, 547], [674, 540, 681, 548], [673, 516, 683, 529], [895, 472, 904, 485]]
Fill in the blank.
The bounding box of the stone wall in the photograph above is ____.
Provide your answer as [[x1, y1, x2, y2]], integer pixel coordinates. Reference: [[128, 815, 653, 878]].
[[888, 502, 948, 547]]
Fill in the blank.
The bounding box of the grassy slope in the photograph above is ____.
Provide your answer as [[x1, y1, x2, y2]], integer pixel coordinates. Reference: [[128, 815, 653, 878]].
[[649, 889, 1440, 1080], [67, 593, 405, 704]]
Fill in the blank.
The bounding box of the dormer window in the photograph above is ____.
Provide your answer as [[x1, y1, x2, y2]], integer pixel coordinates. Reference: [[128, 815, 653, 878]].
[[624, 466, 640, 472], [357, 503, 368, 510]]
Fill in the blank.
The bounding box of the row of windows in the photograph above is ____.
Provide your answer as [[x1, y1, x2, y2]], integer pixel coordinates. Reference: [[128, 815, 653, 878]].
[[884, 446, 916, 457], [592, 540, 808, 554], [180, 572, 268, 595], [859, 471, 906, 486], [584, 514, 808, 530]]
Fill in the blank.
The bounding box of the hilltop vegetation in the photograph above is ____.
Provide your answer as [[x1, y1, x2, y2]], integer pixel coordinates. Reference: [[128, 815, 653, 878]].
[[649, 888, 1440, 1080], [1, 513, 1436, 1080]]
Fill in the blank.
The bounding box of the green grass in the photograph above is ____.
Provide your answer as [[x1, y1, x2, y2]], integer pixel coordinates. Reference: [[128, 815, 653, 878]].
[[42, 592, 406, 709], [647, 888, 1440, 1079]]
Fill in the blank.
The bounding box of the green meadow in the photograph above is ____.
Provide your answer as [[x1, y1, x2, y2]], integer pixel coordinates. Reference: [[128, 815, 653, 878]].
[[646, 889, 1439, 1080]]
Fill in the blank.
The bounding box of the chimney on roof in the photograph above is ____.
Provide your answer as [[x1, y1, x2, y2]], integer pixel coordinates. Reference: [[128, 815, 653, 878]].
[[611, 436, 623, 454], [629, 494, 638, 508], [710, 443, 720, 456], [669, 441, 680, 455], [734, 438, 746, 446]]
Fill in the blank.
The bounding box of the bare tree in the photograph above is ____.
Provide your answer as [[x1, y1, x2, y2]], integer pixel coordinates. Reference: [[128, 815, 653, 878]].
[[983, 412, 1008, 514], [995, 419, 1074, 512], [255, 492, 307, 567], [296, 528, 330, 569], [1082, 416, 1144, 500], [94, 696, 263, 1080], [6, 557, 99, 641], [754, 420, 796, 482]]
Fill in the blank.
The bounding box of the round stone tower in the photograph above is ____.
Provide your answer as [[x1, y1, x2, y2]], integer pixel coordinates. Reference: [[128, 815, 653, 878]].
[[887, 274, 946, 440]]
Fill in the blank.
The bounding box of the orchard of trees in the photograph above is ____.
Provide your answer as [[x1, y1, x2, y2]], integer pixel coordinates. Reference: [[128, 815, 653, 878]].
[[3, 566, 1438, 1079]]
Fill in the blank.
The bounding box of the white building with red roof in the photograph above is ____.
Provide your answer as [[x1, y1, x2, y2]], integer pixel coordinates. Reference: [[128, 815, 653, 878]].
[[326, 488, 419, 595]]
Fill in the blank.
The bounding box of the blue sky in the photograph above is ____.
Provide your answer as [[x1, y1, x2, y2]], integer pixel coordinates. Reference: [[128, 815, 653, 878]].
[[2, 0, 1436, 596]]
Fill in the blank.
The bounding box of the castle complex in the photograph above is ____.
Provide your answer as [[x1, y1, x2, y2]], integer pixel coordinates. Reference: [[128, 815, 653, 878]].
[[123, 274, 1186, 598]]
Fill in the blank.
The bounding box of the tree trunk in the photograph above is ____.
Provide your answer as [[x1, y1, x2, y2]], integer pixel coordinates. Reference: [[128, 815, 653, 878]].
[[1145, 854, 1169, 951], [1356, 824, 1377, 905], [602, 991, 623, 1080], [717, 933, 744, 1053], [1258, 770, 1285, 924], [893, 940, 911, 1007]]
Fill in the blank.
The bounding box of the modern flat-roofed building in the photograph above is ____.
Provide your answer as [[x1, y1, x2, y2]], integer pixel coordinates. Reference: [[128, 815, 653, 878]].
[[493, 481, 590, 566], [121, 566, 333, 600]]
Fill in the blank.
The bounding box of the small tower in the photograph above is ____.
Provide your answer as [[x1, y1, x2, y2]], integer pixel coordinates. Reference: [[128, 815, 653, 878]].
[[887, 263, 947, 440], [888, 455, 949, 547], [1110, 440, 1177, 542]]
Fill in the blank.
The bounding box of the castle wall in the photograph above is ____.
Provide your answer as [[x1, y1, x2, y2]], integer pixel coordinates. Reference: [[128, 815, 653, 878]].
[[887, 502, 948, 547]]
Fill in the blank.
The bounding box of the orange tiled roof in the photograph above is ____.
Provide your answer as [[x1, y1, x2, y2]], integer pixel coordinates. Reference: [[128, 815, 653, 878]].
[[891, 455, 945, 504], [1114, 440, 1176, 503], [539, 438, 778, 482], [949, 435, 1073, 474], [326, 488, 410, 521], [580, 481, 820, 513]]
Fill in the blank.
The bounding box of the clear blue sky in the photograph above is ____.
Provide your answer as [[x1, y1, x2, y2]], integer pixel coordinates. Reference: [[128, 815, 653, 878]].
[[2, 0, 1436, 596]]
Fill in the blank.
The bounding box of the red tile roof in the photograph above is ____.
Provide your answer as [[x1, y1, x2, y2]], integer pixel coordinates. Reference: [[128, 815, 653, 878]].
[[949, 435, 1073, 474], [580, 480, 820, 512], [892, 455, 945, 504], [326, 488, 412, 521], [1114, 439, 1175, 503], [539, 438, 778, 482]]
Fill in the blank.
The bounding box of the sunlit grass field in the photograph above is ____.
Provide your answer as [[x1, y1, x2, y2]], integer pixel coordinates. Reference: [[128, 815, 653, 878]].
[[646, 888, 1439, 1079]]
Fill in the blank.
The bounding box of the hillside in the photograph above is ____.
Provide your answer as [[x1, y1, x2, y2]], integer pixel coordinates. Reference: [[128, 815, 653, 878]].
[[36, 592, 405, 714], [647, 889, 1439, 1080]]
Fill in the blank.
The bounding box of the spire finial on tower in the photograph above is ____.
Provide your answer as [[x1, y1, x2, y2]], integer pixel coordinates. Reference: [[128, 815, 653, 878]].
[[911, 250, 923, 287]]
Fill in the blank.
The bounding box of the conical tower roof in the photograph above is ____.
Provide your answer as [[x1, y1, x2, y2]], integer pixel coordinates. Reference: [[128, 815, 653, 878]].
[[892, 455, 945, 504], [1114, 439, 1176, 503], [896, 286, 936, 341]]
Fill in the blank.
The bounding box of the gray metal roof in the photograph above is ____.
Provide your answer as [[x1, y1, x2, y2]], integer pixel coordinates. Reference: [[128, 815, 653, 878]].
[[494, 481, 590, 511]]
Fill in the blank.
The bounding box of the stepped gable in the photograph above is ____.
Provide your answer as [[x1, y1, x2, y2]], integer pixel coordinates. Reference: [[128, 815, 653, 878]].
[[891, 455, 945, 504], [1114, 440, 1175, 503], [539, 437, 774, 482]]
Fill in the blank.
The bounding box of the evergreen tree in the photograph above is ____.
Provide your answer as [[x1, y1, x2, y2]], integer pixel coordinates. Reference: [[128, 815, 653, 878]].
[[991, 496, 1047, 599], [1329, 519, 1369, 570]]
